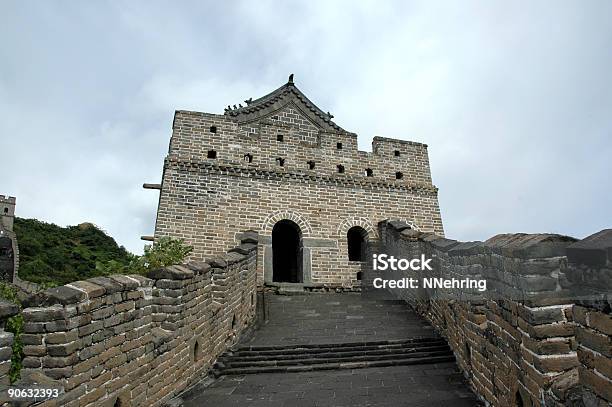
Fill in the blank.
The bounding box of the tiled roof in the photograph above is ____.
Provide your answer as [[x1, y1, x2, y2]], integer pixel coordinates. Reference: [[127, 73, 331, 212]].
[[224, 74, 346, 132]]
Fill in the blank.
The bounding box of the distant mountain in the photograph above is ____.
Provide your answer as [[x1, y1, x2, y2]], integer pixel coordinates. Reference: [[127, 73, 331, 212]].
[[13, 218, 134, 285]]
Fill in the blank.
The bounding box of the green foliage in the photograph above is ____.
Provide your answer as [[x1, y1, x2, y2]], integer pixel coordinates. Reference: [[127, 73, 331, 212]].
[[136, 237, 194, 273], [0, 282, 23, 383], [14, 217, 193, 284], [6, 314, 23, 383], [14, 218, 133, 285], [97, 237, 193, 276], [0, 281, 20, 305]]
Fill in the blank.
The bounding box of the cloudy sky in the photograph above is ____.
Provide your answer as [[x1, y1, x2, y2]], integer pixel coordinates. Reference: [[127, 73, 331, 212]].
[[2, 1, 611, 253]]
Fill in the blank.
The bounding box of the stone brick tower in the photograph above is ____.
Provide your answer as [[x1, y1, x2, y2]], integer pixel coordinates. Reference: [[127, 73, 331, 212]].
[[0, 195, 16, 283], [147, 75, 444, 288], [0, 195, 15, 232]]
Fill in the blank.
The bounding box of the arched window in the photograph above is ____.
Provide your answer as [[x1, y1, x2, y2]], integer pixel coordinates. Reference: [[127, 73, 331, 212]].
[[347, 226, 368, 261]]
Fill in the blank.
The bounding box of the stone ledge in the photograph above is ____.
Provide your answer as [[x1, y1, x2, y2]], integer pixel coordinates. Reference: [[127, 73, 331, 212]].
[[24, 275, 154, 307], [448, 241, 487, 257], [166, 157, 439, 194], [148, 265, 194, 281], [0, 300, 19, 321], [567, 229, 612, 268], [486, 233, 577, 259]]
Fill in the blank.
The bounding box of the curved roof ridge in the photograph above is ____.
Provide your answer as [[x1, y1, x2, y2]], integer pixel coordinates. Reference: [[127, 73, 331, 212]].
[[224, 75, 346, 132]]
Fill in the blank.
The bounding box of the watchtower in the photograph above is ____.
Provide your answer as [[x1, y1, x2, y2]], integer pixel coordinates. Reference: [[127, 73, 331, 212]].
[[0, 195, 16, 232], [146, 76, 444, 288]]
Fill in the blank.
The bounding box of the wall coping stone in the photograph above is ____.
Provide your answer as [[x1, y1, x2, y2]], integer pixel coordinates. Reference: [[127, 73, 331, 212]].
[[25, 285, 87, 307], [447, 241, 487, 256], [208, 258, 228, 268], [0, 300, 19, 320], [86, 276, 124, 294], [567, 229, 612, 267], [148, 266, 194, 280], [225, 251, 246, 265], [430, 238, 460, 251], [486, 233, 577, 259], [184, 261, 211, 274]]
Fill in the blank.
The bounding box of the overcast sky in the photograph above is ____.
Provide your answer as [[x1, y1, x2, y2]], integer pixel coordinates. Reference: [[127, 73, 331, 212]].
[[2, 1, 611, 253]]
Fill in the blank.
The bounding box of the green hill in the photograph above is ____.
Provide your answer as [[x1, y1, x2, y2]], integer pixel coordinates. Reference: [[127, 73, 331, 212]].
[[13, 218, 134, 286]]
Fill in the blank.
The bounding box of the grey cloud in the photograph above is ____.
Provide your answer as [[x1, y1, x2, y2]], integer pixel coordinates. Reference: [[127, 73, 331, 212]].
[[1, 1, 610, 253]]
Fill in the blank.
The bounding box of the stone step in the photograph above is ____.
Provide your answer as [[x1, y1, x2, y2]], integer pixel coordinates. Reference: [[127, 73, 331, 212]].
[[225, 343, 450, 360], [214, 354, 456, 376], [222, 349, 453, 368], [233, 336, 443, 352]]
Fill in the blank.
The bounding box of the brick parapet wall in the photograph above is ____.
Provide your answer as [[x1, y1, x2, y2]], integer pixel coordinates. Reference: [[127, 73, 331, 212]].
[[378, 221, 612, 407], [170, 110, 434, 185], [563, 229, 612, 406], [5, 232, 259, 407]]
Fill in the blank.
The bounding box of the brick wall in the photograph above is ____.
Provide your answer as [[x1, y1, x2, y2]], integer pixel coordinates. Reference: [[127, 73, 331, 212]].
[[5, 232, 259, 407], [0, 300, 19, 386], [168, 109, 434, 185], [378, 221, 612, 407]]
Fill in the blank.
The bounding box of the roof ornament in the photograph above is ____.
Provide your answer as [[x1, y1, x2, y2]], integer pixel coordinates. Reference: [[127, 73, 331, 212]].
[[233, 104, 238, 109], [288, 73, 294, 84], [224, 105, 232, 114], [327, 111, 334, 119], [244, 98, 253, 105]]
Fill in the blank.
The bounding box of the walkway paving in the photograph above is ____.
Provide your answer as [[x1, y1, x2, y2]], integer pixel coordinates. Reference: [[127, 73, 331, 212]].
[[247, 290, 436, 346], [180, 291, 481, 407]]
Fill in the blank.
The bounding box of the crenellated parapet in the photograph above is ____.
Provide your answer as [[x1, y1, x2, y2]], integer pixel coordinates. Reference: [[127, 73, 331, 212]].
[[4, 232, 259, 406], [378, 221, 612, 407]]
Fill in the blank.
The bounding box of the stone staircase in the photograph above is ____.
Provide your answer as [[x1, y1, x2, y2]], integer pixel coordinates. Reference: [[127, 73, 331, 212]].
[[213, 336, 454, 376]]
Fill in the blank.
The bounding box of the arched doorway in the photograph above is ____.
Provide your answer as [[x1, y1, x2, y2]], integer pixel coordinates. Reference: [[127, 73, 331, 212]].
[[347, 226, 368, 261], [272, 220, 303, 283]]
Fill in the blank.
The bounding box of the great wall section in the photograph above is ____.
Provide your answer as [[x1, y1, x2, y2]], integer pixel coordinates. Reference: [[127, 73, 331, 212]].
[[0, 77, 609, 406]]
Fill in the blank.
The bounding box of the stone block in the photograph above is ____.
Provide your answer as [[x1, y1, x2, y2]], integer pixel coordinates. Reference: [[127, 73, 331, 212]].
[[576, 326, 612, 357], [448, 241, 487, 256], [588, 309, 612, 335], [207, 258, 227, 268], [69, 280, 106, 298], [578, 345, 612, 380], [148, 266, 194, 280], [0, 300, 19, 319], [110, 275, 140, 290], [184, 261, 211, 274], [28, 286, 87, 307], [486, 233, 577, 259], [87, 276, 124, 294], [567, 229, 612, 267], [429, 237, 460, 252], [579, 366, 612, 402]]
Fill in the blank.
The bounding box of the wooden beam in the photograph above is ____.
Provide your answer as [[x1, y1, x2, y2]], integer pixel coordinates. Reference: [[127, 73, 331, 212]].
[[143, 183, 161, 190], [140, 235, 154, 241]]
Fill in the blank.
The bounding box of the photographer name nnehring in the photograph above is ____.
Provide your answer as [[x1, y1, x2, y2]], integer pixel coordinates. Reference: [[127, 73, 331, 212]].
[[371, 254, 487, 292]]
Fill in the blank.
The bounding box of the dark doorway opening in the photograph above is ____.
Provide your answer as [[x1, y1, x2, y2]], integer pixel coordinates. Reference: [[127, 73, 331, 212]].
[[272, 220, 303, 283], [347, 226, 368, 261]]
